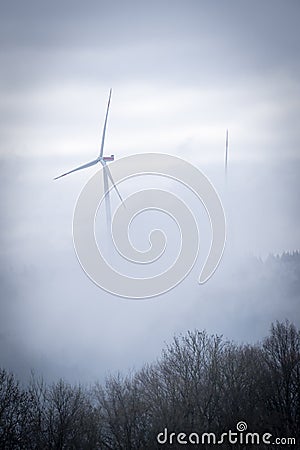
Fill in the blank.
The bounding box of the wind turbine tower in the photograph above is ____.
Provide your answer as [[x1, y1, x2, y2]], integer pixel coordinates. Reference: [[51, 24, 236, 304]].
[[225, 129, 229, 177]]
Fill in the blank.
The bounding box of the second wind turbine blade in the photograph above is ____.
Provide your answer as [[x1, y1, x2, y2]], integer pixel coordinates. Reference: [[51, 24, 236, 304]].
[[54, 158, 99, 180]]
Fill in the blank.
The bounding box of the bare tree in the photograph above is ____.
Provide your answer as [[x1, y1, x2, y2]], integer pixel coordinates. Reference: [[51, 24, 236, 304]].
[[28, 375, 101, 449], [0, 369, 30, 449], [94, 373, 148, 449], [218, 343, 268, 431], [262, 320, 300, 439], [137, 330, 226, 439]]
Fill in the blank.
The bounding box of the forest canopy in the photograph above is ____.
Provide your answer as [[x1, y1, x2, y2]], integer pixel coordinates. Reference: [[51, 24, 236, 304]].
[[1, 319, 299, 449]]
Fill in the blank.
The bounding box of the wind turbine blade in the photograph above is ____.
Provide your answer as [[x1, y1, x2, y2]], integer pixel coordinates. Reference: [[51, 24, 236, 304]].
[[54, 158, 99, 180], [100, 160, 124, 204], [99, 89, 112, 158]]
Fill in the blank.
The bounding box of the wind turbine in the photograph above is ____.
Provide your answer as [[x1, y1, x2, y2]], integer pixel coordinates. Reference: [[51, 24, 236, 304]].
[[54, 89, 123, 205], [225, 129, 229, 177]]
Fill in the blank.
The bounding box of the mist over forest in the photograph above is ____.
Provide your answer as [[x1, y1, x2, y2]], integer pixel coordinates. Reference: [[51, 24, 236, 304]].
[[1, 317, 299, 449], [1, 253, 300, 449]]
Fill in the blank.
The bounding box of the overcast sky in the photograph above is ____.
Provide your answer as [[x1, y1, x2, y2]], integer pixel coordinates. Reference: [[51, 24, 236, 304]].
[[0, 0, 300, 382]]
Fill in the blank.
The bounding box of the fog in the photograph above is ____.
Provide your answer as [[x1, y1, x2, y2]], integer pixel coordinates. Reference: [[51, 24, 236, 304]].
[[0, 0, 299, 382]]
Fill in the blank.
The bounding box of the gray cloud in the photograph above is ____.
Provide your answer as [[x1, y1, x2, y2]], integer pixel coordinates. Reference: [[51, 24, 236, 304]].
[[1, 1, 299, 89]]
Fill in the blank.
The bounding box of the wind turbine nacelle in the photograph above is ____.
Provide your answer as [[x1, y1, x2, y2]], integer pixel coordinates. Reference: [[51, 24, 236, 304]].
[[103, 155, 114, 162]]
